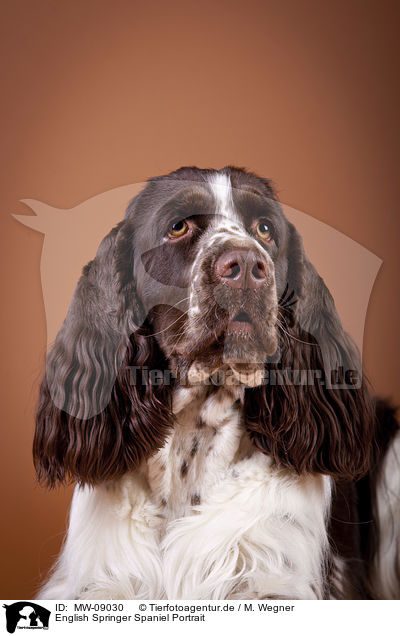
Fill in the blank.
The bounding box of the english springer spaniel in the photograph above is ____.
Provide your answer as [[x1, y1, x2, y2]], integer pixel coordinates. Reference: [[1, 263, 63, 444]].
[[34, 166, 399, 600]]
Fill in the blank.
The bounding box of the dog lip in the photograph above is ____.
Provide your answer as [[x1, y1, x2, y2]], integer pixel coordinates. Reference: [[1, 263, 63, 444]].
[[227, 312, 255, 334], [232, 311, 252, 324]]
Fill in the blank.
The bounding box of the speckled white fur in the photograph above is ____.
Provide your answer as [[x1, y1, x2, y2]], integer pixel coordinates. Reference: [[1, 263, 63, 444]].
[[39, 386, 332, 600]]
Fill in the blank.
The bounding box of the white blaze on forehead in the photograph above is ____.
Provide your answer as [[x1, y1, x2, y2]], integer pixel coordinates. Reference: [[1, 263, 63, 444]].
[[208, 172, 239, 225], [202, 171, 268, 258]]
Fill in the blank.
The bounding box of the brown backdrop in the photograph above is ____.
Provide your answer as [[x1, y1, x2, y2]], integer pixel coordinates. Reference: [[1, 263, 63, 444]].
[[1, 0, 399, 599]]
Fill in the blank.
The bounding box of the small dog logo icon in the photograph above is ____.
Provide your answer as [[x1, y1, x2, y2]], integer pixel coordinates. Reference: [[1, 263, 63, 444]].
[[3, 602, 50, 633]]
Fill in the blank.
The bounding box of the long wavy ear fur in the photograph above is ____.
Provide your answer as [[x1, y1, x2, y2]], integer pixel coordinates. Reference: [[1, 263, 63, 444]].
[[245, 222, 376, 479], [33, 219, 173, 487]]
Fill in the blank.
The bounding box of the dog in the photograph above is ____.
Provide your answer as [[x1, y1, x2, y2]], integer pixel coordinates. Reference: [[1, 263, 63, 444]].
[[33, 166, 399, 599]]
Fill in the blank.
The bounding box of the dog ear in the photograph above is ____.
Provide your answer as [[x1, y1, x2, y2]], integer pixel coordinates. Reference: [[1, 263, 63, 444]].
[[33, 218, 172, 487], [245, 222, 376, 479]]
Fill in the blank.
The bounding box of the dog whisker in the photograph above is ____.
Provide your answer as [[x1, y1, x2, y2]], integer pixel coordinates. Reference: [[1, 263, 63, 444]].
[[143, 310, 189, 338]]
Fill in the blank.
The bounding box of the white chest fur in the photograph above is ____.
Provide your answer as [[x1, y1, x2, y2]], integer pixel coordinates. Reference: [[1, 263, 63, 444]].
[[40, 386, 332, 600], [147, 386, 246, 520]]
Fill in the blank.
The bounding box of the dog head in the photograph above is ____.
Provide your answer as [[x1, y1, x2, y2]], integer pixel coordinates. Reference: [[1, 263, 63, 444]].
[[34, 166, 375, 486]]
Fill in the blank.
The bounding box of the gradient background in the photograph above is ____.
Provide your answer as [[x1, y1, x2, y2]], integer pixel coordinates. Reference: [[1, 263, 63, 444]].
[[1, 0, 399, 599]]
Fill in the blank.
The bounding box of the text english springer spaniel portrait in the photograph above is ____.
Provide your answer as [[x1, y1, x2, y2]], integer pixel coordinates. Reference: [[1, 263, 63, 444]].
[[33, 167, 400, 600]]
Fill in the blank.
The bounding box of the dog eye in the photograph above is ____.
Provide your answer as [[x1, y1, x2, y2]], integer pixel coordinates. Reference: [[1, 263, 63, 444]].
[[168, 220, 189, 238], [255, 220, 272, 241]]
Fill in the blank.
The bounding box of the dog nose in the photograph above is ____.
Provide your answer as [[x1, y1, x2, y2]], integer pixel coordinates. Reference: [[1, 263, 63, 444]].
[[214, 248, 268, 289]]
